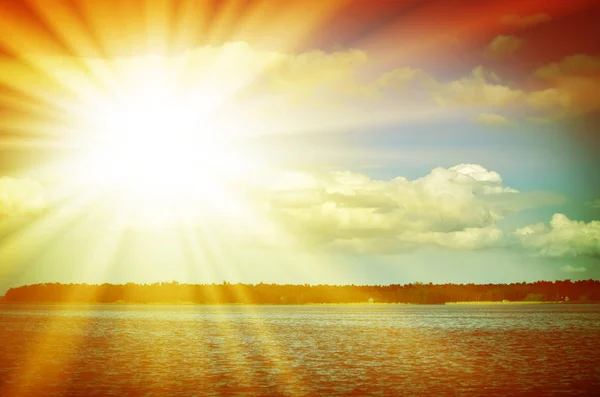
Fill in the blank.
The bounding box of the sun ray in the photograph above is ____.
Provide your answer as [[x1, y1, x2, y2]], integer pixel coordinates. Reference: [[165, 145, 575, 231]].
[[25, 0, 120, 94], [0, 5, 385, 377], [177, 213, 309, 394], [0, 184, 102, 278], [0, 189, 143, 396]]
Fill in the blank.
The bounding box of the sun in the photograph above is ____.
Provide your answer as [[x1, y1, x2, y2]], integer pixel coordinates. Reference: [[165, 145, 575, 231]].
[[85, 97, 222, 192], [86, 93, 211, 185], [67, 60, 257, 224]]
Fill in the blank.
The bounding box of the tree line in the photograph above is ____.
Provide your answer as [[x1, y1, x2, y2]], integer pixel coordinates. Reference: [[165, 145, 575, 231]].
[[1, 279, 599, 304]]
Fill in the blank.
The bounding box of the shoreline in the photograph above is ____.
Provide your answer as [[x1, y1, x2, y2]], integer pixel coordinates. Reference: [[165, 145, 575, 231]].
[[0, 301, 416, 306], [1, 301, 598, 306], [446, 301, 560, 305]]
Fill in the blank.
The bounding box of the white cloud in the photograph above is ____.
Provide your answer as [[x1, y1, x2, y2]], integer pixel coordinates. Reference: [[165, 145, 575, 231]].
[[0, 177, 46, 217], [260, 164, 562, 253], [515, 214, 600, 258], [0, 164, 572, 259], [561, 264, 587, 273]]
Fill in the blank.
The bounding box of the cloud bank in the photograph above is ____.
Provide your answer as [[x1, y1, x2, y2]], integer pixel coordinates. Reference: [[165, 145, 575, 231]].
[[260, 164, 565, 254], [4, 42, 599, 143], [2, 163, 591, 261]]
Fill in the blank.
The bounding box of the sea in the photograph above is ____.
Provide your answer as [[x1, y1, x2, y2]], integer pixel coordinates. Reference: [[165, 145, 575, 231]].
[[0, 304, 599, 396]]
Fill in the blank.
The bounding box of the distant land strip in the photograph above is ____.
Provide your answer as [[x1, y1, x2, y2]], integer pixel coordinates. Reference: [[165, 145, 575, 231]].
[[1, 280, 599, 305]]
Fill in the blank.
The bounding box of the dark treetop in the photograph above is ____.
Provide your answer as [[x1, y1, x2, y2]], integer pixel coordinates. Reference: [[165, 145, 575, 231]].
[[1, 280, 599, 304]]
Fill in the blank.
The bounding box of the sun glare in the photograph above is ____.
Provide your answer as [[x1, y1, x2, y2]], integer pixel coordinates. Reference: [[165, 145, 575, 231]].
[[70, 61, 256, 216]]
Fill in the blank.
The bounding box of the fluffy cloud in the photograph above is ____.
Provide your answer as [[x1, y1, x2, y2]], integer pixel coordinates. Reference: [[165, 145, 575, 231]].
[[561, 265, 587, 273], [515, 214, 600, 258], [500, 14, 552, 29], [476, 113, 512, 126], [260, 164, 562, 253], [0, 177, 46, 217], [485, 35, 523, 58], [0, 163, 573, 258]]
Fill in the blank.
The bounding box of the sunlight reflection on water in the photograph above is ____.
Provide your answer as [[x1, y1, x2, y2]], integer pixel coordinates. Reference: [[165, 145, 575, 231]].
[[0, 304, 599, 396]]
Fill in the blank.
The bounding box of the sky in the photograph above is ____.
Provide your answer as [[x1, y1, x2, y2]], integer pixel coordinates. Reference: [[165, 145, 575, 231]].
[[0, 0, 599, 293]]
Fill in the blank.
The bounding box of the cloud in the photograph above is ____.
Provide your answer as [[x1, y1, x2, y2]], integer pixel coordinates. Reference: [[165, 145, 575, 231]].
[[534, 54, 600, 80], [77, 45, 534, 125], [260, 164, 562, 254], [433, 66, 524, 107], [428, 54, 600, 120], [561, 265, 587, 273], [376, 67, 438, 92], [528, 55, 600, 117], [500, 14, 552, 29], [0, 177, 46, 217], [393, 55, 600, 120], [5, 40, 598, 143], [4, 160, 570, 259], [398, 226, 505, 251], [588, 199, 600, 209], [476, 113, 512, 126], [378, 54, 599, 121], [1, 43, 381, 141], [515, 214, 600, 258], [482, 191, 565, 216], [321, 226, 505, 255], [485, 35, 523, 58], [251, 48, 373, 100]]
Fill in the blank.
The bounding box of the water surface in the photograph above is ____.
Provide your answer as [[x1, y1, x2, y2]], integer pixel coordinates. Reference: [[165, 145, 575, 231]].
[[1, 304, 599, 396]]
